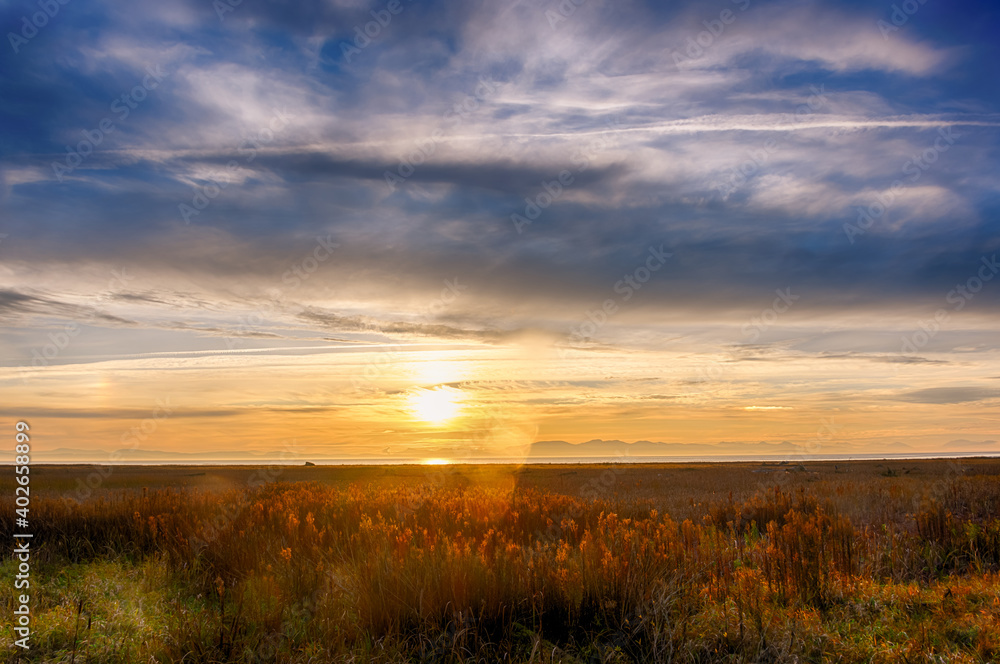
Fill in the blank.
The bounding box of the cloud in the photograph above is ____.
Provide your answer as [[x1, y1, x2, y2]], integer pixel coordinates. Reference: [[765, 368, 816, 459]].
[[0, 406, 240, 419], [895, 387, 1000, 404], [734, 5, 951, 75], [0, 288, 137, 327], [2, 0, 1000, 461], [298, 306, 535, 344]]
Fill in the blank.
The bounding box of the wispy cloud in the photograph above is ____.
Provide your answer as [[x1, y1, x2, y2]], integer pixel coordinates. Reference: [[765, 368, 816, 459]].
[[1, 0, 998, 457]]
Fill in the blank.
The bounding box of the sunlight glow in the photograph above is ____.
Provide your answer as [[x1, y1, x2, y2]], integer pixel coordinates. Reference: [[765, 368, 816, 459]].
[[422, 458, 452, 465], [407, 387, 465, 425], [412, 359, 464, 386]]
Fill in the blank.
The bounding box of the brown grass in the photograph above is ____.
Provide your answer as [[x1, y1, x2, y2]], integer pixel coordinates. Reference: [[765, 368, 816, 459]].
[[3, 459, 1000, 662]]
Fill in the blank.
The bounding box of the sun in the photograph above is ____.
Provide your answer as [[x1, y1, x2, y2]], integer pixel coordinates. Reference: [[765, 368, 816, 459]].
[[407, 387, 464, 425]]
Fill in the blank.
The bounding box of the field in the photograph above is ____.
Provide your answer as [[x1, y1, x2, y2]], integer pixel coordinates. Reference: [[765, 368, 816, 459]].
[[3, 458, 1000, 663]]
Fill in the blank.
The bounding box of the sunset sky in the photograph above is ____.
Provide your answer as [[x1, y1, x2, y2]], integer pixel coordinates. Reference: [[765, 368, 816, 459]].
[[1, 0, 999, 462]]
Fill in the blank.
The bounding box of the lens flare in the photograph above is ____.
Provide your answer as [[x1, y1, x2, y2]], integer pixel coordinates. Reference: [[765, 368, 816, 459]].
[[407, 387, 464, 425]]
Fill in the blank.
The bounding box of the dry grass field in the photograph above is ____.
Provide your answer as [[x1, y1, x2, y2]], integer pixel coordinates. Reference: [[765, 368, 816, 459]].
[[3, 458, 1000, 662]]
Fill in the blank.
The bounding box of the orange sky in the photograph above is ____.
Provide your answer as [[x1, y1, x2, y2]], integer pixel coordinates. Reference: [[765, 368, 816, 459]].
[[5, 320, 998, 461]]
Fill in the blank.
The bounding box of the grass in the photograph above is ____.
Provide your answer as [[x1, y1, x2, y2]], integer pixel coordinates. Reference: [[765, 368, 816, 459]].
[[3, 459, 1000, 662]]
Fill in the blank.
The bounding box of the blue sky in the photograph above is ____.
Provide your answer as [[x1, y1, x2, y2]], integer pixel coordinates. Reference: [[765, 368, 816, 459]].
[[1, 0, 999, 459]]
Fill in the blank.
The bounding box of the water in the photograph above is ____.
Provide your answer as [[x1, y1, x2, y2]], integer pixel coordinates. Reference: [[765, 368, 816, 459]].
[[34, 452, 1000, 465]]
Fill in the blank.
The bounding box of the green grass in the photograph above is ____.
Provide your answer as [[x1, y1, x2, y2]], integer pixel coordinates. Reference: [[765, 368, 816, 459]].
[[1, 556, 205, 662]]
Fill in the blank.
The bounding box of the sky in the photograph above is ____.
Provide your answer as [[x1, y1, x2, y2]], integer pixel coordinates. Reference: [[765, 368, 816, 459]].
[[1, 0, 999, 462]]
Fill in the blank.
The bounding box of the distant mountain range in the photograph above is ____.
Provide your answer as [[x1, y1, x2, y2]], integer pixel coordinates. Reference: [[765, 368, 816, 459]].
[[944, 439, 997, 449]]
